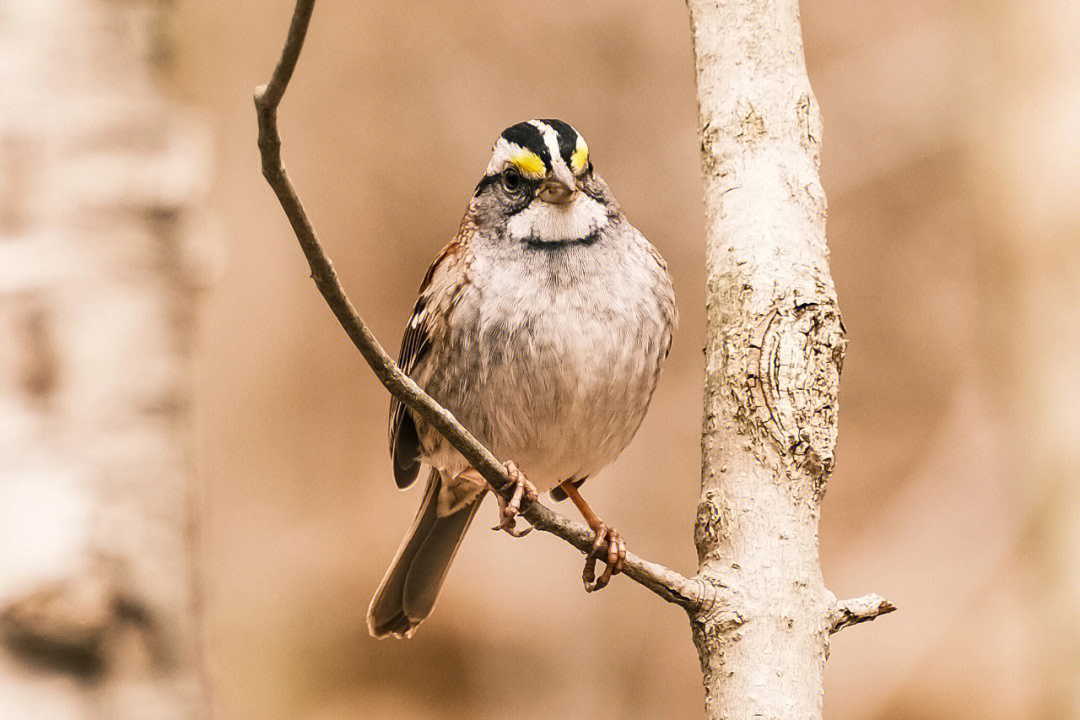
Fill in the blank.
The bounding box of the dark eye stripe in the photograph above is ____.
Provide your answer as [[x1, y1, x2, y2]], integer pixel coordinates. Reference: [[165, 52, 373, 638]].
[[473, 173, 500, 196], [473, 172, 542, 203], [539, 118, 579, 168]]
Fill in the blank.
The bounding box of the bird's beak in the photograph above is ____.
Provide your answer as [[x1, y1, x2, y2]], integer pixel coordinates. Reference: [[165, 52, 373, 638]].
[[538, 165, 578, 204]]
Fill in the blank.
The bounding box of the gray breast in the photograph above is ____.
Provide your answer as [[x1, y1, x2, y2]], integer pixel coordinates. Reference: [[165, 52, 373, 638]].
[[421, 228, 673, 493]]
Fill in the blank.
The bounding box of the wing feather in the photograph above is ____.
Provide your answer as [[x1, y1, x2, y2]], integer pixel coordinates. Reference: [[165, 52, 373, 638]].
[[389, 238, 466, 488]]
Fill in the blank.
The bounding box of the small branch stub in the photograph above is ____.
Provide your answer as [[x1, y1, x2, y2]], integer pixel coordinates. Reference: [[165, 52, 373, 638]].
[[686, 0, 894, 715], [829, 594, 897, 634]]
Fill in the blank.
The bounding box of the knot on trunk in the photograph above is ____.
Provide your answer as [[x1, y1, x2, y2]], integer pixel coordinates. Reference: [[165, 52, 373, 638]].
[[740, 300, 845, 496], [0, 557, 165, 681], [688, 574, 747, 675]]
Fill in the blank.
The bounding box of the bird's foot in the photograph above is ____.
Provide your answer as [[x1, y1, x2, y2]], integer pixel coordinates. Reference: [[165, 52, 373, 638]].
[[491, 460, 537, 538], [583, 523, 625, 592]]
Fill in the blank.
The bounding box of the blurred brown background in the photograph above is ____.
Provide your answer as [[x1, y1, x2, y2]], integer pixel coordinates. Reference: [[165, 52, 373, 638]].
[[5, 0, 1076, 718], [175, 1, 1080, 718]]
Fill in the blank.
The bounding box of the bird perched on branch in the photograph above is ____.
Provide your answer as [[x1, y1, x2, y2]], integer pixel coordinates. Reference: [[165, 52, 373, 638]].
[[367, 119, 677, 639]]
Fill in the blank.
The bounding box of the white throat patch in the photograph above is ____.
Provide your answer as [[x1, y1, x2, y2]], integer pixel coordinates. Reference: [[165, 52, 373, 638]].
[[507, 193, 608, 244]]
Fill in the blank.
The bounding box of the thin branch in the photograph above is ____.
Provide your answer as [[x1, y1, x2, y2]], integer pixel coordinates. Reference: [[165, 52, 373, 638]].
[[254, 0, 707, 614], [828, 594, 897, 634]]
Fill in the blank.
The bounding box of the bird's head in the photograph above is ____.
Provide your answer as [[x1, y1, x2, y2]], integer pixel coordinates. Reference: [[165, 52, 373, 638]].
[[472, 119, 612, 246]]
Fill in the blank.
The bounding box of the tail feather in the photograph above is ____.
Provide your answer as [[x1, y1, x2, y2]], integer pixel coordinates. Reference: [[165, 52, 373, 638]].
[[367, 469, 481, 639]]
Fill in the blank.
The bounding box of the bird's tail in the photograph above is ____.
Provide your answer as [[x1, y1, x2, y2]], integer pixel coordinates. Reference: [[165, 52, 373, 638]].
[[367, 469, 482, 639]]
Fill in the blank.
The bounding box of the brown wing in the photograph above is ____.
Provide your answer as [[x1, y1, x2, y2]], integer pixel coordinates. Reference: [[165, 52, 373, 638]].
[[389, 238, 466, 488]]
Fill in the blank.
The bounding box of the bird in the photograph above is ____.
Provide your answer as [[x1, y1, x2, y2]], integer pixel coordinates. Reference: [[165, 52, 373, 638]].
[[367, 119, 677, 639]]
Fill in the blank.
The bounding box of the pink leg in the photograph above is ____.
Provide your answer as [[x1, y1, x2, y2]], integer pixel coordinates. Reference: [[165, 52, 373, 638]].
[[559, 482, 626, 592]]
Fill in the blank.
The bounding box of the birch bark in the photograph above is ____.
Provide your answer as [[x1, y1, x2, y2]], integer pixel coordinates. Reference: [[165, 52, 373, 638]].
[[0, 2, 211, 718], [686, 1, 849, 717]]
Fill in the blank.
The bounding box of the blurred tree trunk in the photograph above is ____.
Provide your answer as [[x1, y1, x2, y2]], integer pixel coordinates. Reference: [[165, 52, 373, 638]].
[[0, 2, 212, 718], [686, 1, 848, 717]]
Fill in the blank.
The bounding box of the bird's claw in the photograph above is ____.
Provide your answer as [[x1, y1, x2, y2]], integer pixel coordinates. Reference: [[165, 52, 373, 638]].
[[491, 460, 537, 538], [582, 524, 625, 592]]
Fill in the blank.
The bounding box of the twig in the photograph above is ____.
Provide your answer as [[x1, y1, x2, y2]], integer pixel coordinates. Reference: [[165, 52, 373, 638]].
[[828, 594, 897, 634], [253, 0, 707, 614]]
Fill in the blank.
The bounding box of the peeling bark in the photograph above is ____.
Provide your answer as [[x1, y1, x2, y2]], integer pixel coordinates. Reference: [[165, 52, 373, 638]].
[[685, 0, 883, 717]]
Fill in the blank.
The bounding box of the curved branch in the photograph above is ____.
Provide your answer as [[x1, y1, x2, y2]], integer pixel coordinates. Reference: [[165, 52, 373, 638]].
[[253, 0, 706, 614]]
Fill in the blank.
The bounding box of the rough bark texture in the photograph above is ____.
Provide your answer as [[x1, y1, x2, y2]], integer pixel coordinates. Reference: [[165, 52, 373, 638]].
[[686, 0, 847, 717], [0, 2, 211, 718]]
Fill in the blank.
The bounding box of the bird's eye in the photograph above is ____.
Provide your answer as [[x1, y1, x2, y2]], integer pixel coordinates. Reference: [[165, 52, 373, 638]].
[[502, 167, 522, 192]]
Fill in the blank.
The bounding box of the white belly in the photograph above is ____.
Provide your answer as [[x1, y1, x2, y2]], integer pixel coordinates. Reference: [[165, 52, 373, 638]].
[[438, 285, 664, 494], [417, 231, 674, 495]]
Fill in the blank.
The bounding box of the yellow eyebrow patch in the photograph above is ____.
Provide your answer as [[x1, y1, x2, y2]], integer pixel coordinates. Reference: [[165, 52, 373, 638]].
[[508, 151, 546, 179], [570, 135, 589, 173]]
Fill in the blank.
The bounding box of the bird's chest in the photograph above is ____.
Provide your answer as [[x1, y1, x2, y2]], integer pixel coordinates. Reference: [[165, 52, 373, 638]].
[[481, 286, 633, 414], [436, 251, 659, 489]]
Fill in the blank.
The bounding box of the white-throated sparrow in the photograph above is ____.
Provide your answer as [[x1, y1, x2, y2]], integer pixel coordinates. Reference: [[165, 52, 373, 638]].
[[367, 120, 677, 639]]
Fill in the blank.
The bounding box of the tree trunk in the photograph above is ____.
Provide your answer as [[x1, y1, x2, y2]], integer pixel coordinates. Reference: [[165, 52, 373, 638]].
[[0, 1, 211, 718], [686, 0, 844, 717]]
